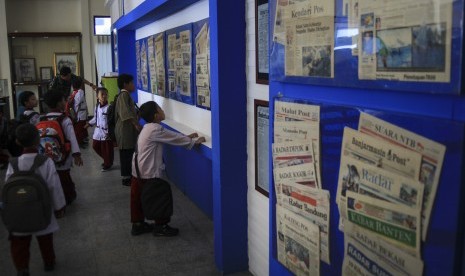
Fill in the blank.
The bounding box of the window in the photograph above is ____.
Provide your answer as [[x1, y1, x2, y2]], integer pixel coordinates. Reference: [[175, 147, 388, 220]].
[[94, 16, 111, 36]]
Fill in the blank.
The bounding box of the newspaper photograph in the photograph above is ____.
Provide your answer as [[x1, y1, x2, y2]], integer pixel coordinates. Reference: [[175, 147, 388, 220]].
[[357, 0, 452, 82], [358, 112, 446, 240], [279, 180, 330, 264], [345, 191, 421, 257], [154, 33, 166, 96], [342, 235, 411, 276], [285, 16, 334, 78], [344, 221, 424, 275], [147, 35, 157, 94], [277, 205, 320, 276], [336, 156, 424, 211], [168, 69, 176, 93], [273, 141, 314, 169], [274, 101, 320, 122], [341, 127, 422, 179]]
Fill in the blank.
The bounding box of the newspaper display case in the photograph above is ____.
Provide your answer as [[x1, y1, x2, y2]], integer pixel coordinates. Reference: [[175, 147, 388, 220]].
[[268, 0, 465, 275], [269, 0, 465, 95], [269, 96, 465, 275]]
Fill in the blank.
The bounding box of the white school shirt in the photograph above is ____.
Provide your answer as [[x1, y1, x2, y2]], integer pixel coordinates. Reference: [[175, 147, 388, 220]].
[[5, 153, 66, 236], [45, 112, 80, 170], [88, 103, 109, 141], [131, 123, 196, 179], [73, 89, 88, 121]]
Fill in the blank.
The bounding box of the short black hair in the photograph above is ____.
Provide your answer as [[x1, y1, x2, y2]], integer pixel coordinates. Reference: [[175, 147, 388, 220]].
[[72, 76, 83, 89], [139, 101, 159, 123], [43, 89, 65, 108], [60, 66, 71, 76], [19, 91, 35, 106], [96, 87, 108, 95], [15, 123, 39, 147], [117, 74, 134, 89]]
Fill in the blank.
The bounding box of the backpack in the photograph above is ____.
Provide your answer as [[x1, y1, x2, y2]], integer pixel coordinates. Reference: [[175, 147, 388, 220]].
[[36, 114, 71, 164], [106, 93, 119, 142], [1, 154, 52, 232]]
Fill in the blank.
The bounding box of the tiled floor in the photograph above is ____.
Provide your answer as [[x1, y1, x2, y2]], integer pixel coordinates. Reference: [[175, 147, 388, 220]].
[[0, 144, 252, 276]]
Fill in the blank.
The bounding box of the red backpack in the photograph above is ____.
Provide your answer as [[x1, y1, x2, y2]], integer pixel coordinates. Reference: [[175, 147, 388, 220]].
[[36, 114, 71, 165]]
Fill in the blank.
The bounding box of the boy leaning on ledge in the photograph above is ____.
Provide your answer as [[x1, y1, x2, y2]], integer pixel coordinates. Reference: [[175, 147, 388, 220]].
[[130, 101, 205, 237]]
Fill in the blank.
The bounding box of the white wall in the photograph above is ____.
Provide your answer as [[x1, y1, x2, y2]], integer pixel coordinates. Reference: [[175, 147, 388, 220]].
[[245, 0, 270, 275], [6, 0, 81, 32], [135, 0, 211, 141], [124, 0, 144, 15]]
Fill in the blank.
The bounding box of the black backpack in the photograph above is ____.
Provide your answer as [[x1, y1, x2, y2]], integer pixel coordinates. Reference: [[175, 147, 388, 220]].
[[1, 155, 52, 232], [106, 94, 120, 142]]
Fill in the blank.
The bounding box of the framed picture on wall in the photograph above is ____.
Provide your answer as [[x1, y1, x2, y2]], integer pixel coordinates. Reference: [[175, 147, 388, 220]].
[[40, 67, 53, 81], [14, 58, 36, 82], [255, 0, 269, 84], [254, 99, 270, 197], [54, 52, 80, 76]]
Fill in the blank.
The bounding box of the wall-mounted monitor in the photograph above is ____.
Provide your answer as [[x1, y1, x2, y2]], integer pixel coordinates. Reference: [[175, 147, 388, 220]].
[[94, 16, 111, 36]]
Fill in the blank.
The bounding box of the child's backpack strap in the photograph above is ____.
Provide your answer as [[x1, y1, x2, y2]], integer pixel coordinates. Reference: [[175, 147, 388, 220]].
[[29, 155, 48, 172], [9, 157, 19, 173]]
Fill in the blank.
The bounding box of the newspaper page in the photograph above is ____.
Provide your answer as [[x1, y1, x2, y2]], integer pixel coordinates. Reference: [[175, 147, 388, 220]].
[[336, 156, 424, 213], [277, 205, 320, 276], [348, 0, 360, 56], [179, 30, 192, 97], [275, 101, 320, 122], [167, 33, 177, 69], [357, 0, 452, 82], [274, 162, 318, 204], [276, 205, 287, 265], [258, 2, 269, 74], [358, 112, 446, 240], [344, 221, 424, 275], [136, 40, 141, 88], [147, 35, 157, 94], [274, 121, 321, 184], [341, 127, 422, 179], [279, 180, 330, 264], [273, 141, 314, 168], [140, 39, 149, 91], [342, 235, 410, 276], [154, 33, 166, 97], [195, 21, 210, 108], [345, 191, 421, 257], [274, 162, 318, 189]]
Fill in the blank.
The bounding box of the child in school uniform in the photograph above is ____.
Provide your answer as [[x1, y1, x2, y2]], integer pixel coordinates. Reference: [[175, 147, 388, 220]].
[[130, 101, 205, 236], [68, 77, 89, 146], [85, 87, 114, 171], [5, 123, 66, 276], [19, 91, 40, 125], [43, 89, 83, 205]]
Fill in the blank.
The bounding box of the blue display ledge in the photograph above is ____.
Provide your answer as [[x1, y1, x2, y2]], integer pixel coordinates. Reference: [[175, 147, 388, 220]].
[[116, 0, 248, 273]]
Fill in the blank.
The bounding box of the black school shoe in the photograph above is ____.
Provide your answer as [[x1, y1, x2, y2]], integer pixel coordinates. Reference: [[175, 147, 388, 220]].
[[122, 178, 131, 186], [131, 222, 154, 236], [44, 261, 55, 271], [153, 224, 179, 237]]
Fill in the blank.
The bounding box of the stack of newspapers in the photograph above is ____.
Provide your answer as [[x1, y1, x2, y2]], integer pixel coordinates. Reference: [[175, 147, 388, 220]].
[[336, 112, 446, 276], [273, 100, 330, 276]]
